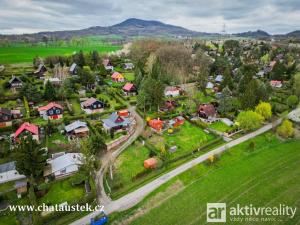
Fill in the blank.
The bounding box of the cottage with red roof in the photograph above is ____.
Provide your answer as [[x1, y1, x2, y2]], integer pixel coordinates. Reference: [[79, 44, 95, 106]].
[[164, 86, 181, 97], [148, 119, 164, 132], [81, 98, 104, 114], [38, 102, 63, 120], [198, 104, 218, 122], [14, 122, 39, 142], [111, 72, 124, 82], [122, 83, 137, 96], [270, 80, 282, 88]]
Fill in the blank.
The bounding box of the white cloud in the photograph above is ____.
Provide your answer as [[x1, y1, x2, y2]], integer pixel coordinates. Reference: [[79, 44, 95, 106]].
[[0, 0, 299, 34]]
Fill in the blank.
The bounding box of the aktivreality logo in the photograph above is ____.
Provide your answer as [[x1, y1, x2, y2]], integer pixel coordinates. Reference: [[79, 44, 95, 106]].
[[207, 203, 297, 223]]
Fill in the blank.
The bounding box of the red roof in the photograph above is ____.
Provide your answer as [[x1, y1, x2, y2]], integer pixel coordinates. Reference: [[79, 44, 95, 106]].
[[15, 122, 39, 138], [38, 102, 63, 111], [270, 80, 282, 85], [123, 83, 134, 91]]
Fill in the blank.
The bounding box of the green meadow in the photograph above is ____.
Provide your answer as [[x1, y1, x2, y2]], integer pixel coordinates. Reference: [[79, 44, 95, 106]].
[[109, 133, 300, 225], [0, 44, 121, 64]]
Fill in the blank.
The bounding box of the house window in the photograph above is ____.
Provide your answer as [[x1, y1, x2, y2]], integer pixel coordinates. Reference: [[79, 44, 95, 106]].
[[49, 110, 53, 115], [14, 172, 18, 175], [56, 109, 60, 114]]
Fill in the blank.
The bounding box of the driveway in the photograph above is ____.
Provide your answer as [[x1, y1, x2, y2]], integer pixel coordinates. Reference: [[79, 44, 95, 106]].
[[96, 106, 145, 204]]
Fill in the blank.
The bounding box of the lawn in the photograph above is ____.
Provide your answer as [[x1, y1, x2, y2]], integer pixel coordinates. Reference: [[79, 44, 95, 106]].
[[69, 98, 83, 115], [97, 93, 121, 110], [0, 45, 121, 64], [208, 121, 232, 132], [109, 141, 151, 190], [110, 133, 300, 225], [149, 121, 216, 159], [123, 72, 135, 82], [38, 177, 85, 205]]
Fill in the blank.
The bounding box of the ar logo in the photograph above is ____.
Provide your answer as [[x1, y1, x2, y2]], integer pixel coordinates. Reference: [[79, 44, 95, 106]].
[[207, 203, 226, 222]]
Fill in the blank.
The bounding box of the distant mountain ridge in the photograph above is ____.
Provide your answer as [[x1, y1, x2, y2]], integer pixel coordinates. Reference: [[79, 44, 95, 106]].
[[0, 18, 299, 40], [233, 29, 271, 38]]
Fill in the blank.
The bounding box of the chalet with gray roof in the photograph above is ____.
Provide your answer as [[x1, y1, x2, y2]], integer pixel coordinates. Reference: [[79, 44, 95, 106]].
[[8, 76, 23, 90], [0, 161, 25, 184], [102, 112, 132, 132], [69, 63, 78, 75], [65, 120, 89, 138]]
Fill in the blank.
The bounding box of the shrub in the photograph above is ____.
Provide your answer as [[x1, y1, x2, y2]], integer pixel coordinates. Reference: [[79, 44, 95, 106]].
[[236, 110, 264, 131], [286, 95, 299, 108], [70, 173, 86, 185], [277, 119, 294, 138], [255, 102, 272, 120]]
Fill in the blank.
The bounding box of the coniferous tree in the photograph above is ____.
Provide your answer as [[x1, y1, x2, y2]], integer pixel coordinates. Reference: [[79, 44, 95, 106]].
[[44, 80, 56, 101]]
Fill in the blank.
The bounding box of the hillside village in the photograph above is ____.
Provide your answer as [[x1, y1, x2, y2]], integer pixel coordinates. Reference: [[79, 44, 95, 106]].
[[0, 37, 300, 225]]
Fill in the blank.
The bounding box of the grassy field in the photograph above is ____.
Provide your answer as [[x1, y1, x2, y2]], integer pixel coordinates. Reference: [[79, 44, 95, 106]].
[[208, 121, 232, 132], [0, 45, 121, 64], [123, 72, 135, 82], [149, 121, 216, 159], [38, 177, 85, 205], [109, 133, 300, 225], [111, 142, 151, 188]]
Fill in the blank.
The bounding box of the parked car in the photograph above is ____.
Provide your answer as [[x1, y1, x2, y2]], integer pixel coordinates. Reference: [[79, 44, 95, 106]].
[[91, 215, 108, 225]]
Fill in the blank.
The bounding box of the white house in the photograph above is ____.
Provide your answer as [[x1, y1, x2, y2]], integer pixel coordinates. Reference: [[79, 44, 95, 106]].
[[0, 161, 25, 184], [44, 153, 83, 179], [215, 75, 223, 83], [206, 82, 214, 89]]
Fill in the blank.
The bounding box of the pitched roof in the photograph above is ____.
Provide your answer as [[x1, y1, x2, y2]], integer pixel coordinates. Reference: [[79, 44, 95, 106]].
[[198, 104, 217, 117], [9, 76, 22, 84], [69, 63, 77, 72], [81, 98, 98, 107], [0, 108, 12, 116], [65, 120, 87, 133], [0, 161, 16, 173], [34, 64, 46, 73], [38, 102, 63, 111], [123, 83, 134, 91], [215, 75, 223, 82], [49, 153, 83, 174], [165, 86, 180, 92], [15, 122, 39, 138], [102, 112, 131, 128], [111, 72, 124, 79]]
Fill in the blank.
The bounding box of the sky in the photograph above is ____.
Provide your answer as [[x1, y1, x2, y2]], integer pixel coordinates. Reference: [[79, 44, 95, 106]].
[[0, 0, 300, 35]]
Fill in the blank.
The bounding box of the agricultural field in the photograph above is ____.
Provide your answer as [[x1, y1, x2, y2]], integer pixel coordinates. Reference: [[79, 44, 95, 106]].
[[0, 44, 121, 64], [109, 133, 300, 225]]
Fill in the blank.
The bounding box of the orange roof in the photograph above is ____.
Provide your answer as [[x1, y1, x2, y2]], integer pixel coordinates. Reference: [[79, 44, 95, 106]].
[[144, 158, 158, 169], [148, 119, 164, 131], [38, 102, 63, 111], [111, 72, 124, 79]]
